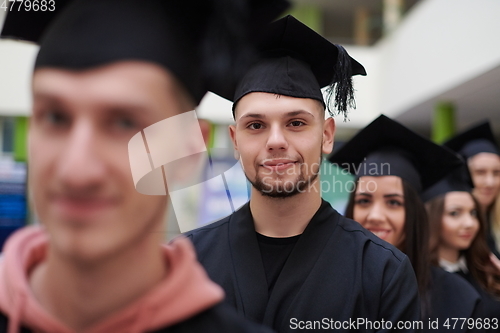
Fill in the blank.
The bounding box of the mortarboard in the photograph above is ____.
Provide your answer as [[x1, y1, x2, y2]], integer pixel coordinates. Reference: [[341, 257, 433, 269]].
[[444, 121, 499, 159], [327, 115, 463, 193], [422, 121, 500, 202], [1, 0, 289, 104], [421, 164, 474, 202], [214, 15, 366, 118]]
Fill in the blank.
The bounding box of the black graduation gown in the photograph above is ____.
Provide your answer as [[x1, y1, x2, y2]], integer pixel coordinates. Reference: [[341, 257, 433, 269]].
[[186, 200, 421, 332], [456, 270, 500, 321], [424, 266, 481, 332], [0, 303, 274, 333]]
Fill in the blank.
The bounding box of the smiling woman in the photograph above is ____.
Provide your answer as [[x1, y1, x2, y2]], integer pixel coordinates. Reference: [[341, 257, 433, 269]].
[[331, 115, 482, 332], [423, 164, 500, 321], [345, 175, 429, 300], [349, 176, 406, 246]]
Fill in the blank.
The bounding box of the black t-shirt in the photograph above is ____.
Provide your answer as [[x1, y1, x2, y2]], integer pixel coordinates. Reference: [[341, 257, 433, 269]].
[[256, 232, 300, 296]]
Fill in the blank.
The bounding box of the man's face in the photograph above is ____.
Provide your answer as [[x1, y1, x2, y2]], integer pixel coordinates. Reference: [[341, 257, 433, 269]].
[[229, 92, 335, 198], [30, 61, 194, 263]]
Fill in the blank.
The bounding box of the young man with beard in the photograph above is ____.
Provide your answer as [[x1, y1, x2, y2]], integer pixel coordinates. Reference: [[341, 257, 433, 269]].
[[0, 0, 286, 332], [186, 16, 421, 332]]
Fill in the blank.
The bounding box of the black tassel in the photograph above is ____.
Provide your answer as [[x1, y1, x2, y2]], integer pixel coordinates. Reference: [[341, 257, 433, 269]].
[[325, 44, 356, 121]]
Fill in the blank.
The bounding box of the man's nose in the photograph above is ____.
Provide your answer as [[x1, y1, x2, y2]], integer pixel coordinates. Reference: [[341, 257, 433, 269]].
[[266, 124, 288, 151], [55, 119, 106, 190]]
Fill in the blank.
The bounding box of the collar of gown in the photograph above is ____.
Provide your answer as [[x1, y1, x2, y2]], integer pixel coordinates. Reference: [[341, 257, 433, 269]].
[[439, 255, 469, 274]]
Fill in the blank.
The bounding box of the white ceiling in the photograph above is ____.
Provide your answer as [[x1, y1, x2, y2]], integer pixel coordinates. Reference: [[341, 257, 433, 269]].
[[396, 63, 500, 137]]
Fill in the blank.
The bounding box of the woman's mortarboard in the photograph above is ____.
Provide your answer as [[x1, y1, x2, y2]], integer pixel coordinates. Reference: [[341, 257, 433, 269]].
[[444, 121, 499, 159], [328, 115, 463, 194], [421, 164, 474, 202], [1, 0, 289, 104], [421, 121, 499, 202], [215, 15, 366, 118]]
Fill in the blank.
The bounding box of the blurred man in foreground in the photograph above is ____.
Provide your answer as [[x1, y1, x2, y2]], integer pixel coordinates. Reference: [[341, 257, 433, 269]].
[[0, 0, 286, 332]]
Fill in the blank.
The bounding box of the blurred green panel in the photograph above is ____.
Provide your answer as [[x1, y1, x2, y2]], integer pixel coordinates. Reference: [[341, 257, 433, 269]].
[[432, 101, 455, 144], [14, 116, 28, 162], [285, 4, 323, 34]]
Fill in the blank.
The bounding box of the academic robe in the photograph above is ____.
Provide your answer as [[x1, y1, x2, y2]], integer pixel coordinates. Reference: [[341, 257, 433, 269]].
[[0, 304, 274, 333], [186, 199, 421, 332], [424, 266, 481, 333], [456, 270, 500, 321]]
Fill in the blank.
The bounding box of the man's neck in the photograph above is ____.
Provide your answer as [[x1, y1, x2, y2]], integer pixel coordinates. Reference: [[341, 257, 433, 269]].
[[250, 181, 323, 237], [29, 233, 167, 331]]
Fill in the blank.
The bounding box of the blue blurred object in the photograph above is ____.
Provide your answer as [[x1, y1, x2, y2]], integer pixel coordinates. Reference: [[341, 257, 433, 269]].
[[0, 160, 27, 250], [198, 156, 250, 227]]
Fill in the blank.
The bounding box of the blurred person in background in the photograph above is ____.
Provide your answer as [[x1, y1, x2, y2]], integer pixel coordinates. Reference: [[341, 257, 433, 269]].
[[0, 0, 288, 332], [424, 163, 500, 324], [187, 16, 420, 333], [334, 115, 481, 332], [445, 121, 500, 258]]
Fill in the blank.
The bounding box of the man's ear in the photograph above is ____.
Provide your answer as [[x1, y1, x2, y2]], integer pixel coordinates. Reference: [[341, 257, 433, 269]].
[[322, 117, 335, 155], [228, 125, 240, 159]]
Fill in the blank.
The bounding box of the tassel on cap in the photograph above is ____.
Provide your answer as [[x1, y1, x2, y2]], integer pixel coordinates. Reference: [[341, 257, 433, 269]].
[[325, 44, 356, 120]]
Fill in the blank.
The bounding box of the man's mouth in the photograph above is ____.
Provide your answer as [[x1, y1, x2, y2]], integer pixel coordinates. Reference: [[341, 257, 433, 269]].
[[261, 159, 297, 171], [51, 194, 118, 217]]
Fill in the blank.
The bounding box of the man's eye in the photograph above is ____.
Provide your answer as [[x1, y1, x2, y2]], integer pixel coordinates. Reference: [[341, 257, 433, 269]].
[[114, 117, 136, 130], [289, 120, 305, 127], [44, 110, 69, 126], [248, 123, 263, 130]]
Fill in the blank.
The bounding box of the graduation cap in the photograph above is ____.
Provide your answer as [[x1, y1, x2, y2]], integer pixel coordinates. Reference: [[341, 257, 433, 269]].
[[424, 120, 500, 202], [219, 15, 366, 118], [421, 164, 474, 202], [327, 115, 463, 193], [1, 0, 289, 104], [444, 121, 499, 159]]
